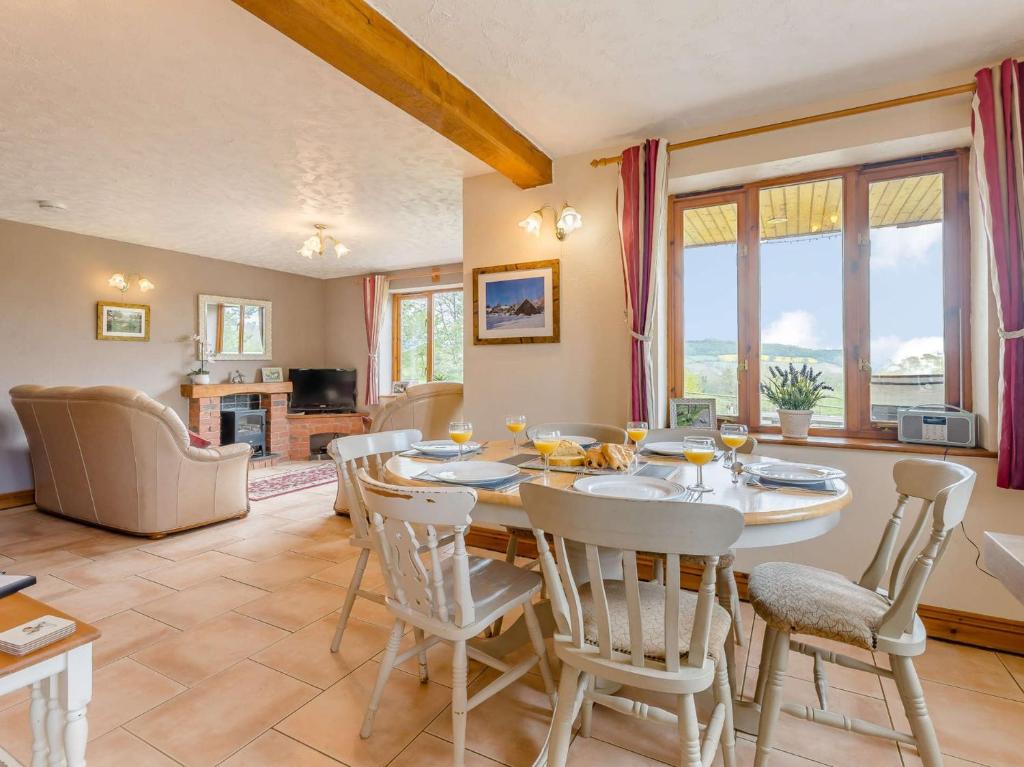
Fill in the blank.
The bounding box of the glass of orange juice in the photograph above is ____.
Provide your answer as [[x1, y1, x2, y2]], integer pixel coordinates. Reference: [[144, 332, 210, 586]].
[[533, 428, 560, 484], [505, 415, 527, 455], [682, 436, 716, 494], [448, 421, 473, 460], [721, 423, 748, 480], [626, 421, 648, 470]]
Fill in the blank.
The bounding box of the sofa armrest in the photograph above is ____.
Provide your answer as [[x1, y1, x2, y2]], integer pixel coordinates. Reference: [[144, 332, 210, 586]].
[[186, 443, 252, 462]]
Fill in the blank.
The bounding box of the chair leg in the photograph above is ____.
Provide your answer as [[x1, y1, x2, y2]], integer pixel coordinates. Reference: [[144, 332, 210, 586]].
[[891, 655, 943, 767], [522, 600, 556, 703], [360, 618, 404, 738], [753, 629, 790, 767], [413, 628, 429, 683], [488, 532, 519, 636], [720, 563, 745, 647], [451, 639, 468, 767], [677, 693, 702, 767], [579, 675, 596, 738], [547, 666, 584, 767], [753, 625, 778, 705], [714, 658, 738, 767], [331, 547, 370, 653], [653, 555, 665, 585], [723, 632, 738, 699]]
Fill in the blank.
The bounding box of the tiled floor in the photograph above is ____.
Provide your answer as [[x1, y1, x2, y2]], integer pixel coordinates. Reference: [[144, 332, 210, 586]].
[[0, 460, 1020, 766]]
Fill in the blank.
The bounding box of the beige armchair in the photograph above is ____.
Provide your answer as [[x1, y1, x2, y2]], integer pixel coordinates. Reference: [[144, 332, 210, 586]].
[[370, 382, 463, 440], [10, 385, 251, 537]]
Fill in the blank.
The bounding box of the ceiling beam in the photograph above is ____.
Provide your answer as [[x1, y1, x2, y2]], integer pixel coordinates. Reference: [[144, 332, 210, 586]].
[[232, 0, 552, 189]]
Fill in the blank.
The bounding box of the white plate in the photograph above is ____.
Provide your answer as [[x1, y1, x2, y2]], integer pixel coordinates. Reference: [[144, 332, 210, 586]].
[[426, 461, 519, 485], [743, 461, 846, 484], [557, 435, 600, 447], [643, 441, 688, 457], [412, 440, 481, 456], [573, 475, 685, 500]]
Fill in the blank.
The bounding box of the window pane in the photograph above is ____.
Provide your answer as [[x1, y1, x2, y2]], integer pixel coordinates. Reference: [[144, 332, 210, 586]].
[[220, 304, 240, 354], [682, 203, 739, 417], [759, 178, 845, 427], [868, 173, 945, 421], [242, 306, 265, 354], [431, 291, 464, 382], [398, 297, 429, 383]]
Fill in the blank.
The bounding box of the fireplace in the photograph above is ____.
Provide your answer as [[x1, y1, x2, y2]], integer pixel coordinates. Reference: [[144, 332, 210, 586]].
[[220, 394, 266, 457]]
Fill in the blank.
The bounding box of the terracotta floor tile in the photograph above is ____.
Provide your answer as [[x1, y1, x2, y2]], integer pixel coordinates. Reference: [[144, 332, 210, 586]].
[[426, 669, 557, 767], [49, 576, 175, 623], [127, 660, 316, 767], [567, 736, 674, 766], [235, 578, 347, 631], [383, 631, 489, 690], [998, 652, 1024, 692], [585, 684, 697, 765], [133, 611, 288, 685], [707, 735, 827, 767], [92, 609, 180, 668], [1, 529, 102, 557], [290, 536, 361, 563], [390, 732, 505, 767], [63, 531, 148, 558], [6, 548, 93, 575], [53, 549, 168, 588], [274, 515, 351, 541], [135, 577, 266, 630], [22, 574, 80, 601], [311, 555, 386, 590], [253, 613, 390, 688], [141, 550, 252, 590], [911, 639, 1024, 701], [278, 660, 451, 767], [215, 531, 310, 561], [271, 499, 338, 521], [221, 729, 345, 766], [138, 526, 244, 562], [345, 589, 396, 628], [88, 727, 181, 766], [225, 551, 334, 591]]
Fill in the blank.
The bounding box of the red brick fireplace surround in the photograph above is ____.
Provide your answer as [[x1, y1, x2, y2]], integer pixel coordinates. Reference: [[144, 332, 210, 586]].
[[181, 383, 366, 461]]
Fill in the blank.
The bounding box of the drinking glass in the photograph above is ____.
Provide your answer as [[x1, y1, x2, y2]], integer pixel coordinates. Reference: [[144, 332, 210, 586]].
[[505, 415, 527, 455], [448, 421, 473, 460], [626, 421, 648, 470], [533, 429, 560, 485], [721, 423, 748, 479], [682, 436, 716, 494]]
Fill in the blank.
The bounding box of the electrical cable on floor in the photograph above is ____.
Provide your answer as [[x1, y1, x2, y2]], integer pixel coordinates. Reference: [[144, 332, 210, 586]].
[[939, 446, 1001, 582]]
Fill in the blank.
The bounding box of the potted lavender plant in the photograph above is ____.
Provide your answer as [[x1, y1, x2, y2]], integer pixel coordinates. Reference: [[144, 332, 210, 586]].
[[760, 363, 834, 439], [188, 334, 215, 385]]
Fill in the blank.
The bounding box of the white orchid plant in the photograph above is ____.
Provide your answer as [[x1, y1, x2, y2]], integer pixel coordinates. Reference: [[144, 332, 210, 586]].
[[189, 334, 216, 376]]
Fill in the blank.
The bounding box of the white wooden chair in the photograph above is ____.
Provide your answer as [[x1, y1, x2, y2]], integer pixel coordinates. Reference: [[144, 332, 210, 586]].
[[326, 429, 422, 654], [749, 458, 976, 767], [520, 482, 743, 767], [357, 471, 556, 767], [525, 422, 627, 444]]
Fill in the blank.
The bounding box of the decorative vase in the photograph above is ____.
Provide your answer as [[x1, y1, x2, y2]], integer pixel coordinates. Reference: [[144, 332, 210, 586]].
[[191, 373, 210, 385], [778, 409, 812, 439]]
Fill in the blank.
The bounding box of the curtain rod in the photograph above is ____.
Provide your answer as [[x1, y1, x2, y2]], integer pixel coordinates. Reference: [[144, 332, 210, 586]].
[[589, 82, 977, 168]]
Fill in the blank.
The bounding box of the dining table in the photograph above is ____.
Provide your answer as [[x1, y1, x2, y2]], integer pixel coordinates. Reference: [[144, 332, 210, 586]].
[[383, 438, 853, 745]]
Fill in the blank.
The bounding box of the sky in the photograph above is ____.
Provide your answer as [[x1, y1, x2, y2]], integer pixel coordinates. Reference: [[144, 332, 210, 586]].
[[683, 222, 945, 371], [485, 276, 544, 308]]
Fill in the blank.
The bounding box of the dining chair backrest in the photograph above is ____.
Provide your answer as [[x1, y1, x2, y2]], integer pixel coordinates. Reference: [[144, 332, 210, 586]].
[[357, 470, 479, 628], [520, 483, 743, 673], [645, 427, 757, 454], [525, 422, 627, 444], [858, 458, 976, 640], [328, 429, 422, 541]]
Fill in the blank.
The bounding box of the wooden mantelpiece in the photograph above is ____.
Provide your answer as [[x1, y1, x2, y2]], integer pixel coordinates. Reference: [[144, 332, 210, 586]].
[[180, 382, 292, 398]]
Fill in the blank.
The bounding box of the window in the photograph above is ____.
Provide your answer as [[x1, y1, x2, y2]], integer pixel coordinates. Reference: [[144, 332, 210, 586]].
[[669, 151, 970, 439], [392, 288, 464, 385]]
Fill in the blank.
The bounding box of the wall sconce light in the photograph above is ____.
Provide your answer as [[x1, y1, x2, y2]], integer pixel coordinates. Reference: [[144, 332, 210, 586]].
[[108, 273, 155, 294], [518, 203, 583, 241]]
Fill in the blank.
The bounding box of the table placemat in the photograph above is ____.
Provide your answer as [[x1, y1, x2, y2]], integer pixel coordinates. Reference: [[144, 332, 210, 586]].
[[415, 470, 536, 492]]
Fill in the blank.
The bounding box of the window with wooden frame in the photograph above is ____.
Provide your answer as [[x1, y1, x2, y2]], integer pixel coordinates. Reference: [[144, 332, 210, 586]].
[[391, 288, 464, 385], [668, 150, 971, 439]]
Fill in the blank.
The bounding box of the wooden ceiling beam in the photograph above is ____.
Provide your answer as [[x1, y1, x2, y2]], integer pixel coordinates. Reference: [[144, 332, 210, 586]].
[[232, 0, 552, 188]]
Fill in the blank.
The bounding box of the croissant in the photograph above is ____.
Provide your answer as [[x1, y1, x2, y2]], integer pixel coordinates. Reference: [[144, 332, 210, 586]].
[[584, 446, 607, 469], [602, 443, 634, 471]]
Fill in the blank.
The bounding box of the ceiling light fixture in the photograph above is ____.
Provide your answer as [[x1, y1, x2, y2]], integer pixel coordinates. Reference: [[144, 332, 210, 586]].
[[518, 203, 583, 241], [108, 272, 155, 294], [298, 224, 350, 259]]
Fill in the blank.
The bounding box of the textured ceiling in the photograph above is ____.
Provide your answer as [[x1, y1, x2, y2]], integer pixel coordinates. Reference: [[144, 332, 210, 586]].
[[0, 1, 486, 278], [371, 0, 1024, 158]]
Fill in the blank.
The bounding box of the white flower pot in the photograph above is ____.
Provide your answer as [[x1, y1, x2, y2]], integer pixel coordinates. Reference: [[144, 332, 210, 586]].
[[778, 409, 812, 439], [191, 374, 211, 385]]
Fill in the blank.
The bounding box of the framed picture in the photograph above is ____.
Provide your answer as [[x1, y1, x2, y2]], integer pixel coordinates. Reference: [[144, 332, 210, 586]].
[[669, 397, 717, 428], [472, 259, 559, 345], [391, 380, 413, 394], [96, 301, 150, 342], [260, 367, 283, 383]]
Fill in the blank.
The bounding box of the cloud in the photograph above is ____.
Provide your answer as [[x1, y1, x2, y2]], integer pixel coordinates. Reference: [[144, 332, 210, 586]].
[[872, 335, 944, 371], [763, 310, 821, 348], [870, 223, 942, 270]]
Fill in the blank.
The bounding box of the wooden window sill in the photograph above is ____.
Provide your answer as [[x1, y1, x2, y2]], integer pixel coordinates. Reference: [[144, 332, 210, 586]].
[[749, 432, 996, 458]]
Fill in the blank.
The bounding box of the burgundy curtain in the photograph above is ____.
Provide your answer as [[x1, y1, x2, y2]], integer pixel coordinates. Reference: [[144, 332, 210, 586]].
[[617, 139, 669, 423], [362, 274, 388, 406], [973, 59, 1024, 489]]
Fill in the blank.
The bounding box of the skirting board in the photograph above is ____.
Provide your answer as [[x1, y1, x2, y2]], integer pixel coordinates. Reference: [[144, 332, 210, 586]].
[[466, 527, 1024, 656], [0, 490, 33, 511]]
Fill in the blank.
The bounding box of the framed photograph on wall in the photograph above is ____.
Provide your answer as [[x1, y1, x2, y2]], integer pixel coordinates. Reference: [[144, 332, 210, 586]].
[[96, 301, 150, 342], [472, 259, 559, 345], [260, 367, 283, 383], [669, 397, 717, 428]]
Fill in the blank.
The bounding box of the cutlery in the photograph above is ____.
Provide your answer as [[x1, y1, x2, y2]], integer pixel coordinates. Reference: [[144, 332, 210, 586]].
[[746, 479, 838, 496]]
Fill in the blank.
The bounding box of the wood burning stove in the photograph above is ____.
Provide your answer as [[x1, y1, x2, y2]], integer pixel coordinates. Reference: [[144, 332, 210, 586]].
[[220, 394, 266, 457]]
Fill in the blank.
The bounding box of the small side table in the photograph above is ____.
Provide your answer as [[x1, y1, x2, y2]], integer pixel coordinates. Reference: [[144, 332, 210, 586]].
[[0, 595, 100, 767]]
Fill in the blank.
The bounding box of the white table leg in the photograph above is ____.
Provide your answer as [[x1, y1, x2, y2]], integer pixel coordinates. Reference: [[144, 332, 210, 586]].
[[45, 676, 63, 767], [59, 644, 93, 767], [29, 681, 47, 767]]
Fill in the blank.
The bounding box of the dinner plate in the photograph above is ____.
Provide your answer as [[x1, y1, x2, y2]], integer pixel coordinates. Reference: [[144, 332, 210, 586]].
[[411, 440, 481, 456], [558, 435, 600, 447], [426, 461, 519, 485], [643, 441, 688, 457], [573, 475, 685, 501], [743, 461, 846, 484]]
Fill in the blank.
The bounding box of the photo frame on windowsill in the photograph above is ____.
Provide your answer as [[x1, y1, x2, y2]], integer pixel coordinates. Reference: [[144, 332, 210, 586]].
[[669, 397, 717, 429]]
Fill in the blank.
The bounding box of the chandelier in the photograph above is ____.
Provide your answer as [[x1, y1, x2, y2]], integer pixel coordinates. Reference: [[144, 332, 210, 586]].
[[298, 224, 350, 259]]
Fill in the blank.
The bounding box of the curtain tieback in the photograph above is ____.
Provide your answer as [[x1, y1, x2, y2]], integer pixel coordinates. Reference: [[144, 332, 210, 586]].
[[630, 330, 652, 343], [998, 327, 1024, 340], [367, 352, 378, 358]]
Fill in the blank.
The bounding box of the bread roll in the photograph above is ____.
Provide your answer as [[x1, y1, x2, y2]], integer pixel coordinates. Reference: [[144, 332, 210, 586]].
[[549, 439, 586, 467]]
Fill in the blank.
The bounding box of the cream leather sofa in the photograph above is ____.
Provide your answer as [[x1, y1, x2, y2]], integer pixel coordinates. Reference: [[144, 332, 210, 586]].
[[370, 382, 463, 440], [10, 385, 251, 537]]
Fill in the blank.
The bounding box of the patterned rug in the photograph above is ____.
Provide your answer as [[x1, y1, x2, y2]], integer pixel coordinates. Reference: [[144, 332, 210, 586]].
[[248, 463, 338, 501]]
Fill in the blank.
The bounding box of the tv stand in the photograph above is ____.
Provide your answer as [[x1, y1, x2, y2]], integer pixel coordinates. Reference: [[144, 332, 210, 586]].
[[285, 411, 367, 460]]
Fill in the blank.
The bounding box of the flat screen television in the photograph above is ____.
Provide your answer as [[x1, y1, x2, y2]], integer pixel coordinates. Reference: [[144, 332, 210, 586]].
[[288, 368, 357, 413]]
